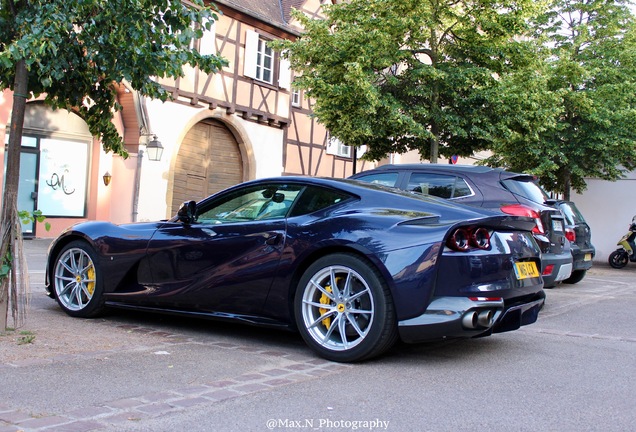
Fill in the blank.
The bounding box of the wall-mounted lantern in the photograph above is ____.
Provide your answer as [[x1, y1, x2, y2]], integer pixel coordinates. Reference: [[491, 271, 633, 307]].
[[144, 134, 164, 161], [103, 171, 112, 186]]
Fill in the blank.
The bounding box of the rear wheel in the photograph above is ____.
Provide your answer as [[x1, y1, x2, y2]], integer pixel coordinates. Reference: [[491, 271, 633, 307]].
[[295, 253, 398, 362], [563, 269, 586, 284], [53, 241, 105, 317], [608, 250, 629, 269]]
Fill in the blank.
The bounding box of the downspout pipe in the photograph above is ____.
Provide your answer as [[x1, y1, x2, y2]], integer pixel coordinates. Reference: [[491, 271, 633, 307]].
[[131, 150, 144, 222]]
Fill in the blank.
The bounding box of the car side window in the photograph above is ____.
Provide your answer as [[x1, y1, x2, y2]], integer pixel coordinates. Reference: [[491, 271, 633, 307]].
[[289, 186, 352, 217], [196, 184, 303, 224], [353, 172, 399, 187], [407, 173, 472, 199]]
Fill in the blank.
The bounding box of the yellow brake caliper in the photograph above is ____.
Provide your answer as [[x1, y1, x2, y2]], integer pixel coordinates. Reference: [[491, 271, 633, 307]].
[[319, 277, 343, 330], [319, 285, 333, 329], [86, 265, 96, 296]]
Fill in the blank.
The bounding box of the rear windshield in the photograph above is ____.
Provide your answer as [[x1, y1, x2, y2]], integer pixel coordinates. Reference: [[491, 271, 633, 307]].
[[501, 177, 550, 205], [353, 172, 399, 187], [559, 202, 586, 225]]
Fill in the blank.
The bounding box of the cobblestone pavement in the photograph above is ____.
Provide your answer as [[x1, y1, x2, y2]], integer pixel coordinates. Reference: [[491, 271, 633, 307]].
[[1, 239, 635, 431], [1, 240, 354, 431], [1, 320, 351, 431]]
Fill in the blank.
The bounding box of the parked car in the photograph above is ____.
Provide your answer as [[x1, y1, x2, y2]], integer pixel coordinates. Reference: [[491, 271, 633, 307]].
[[46, 177, 545, 362], [549, 200, 595, 283], [350, 164, 573, 287]]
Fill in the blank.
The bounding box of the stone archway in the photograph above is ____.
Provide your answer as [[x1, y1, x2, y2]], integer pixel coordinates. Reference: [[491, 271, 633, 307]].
[[170, 119, 243, 213]]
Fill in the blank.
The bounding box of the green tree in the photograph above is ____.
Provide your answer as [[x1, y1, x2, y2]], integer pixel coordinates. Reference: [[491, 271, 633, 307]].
[[0, 0, 227, 330], [483, 0, 636, 199], [273, 0, 544, 163]]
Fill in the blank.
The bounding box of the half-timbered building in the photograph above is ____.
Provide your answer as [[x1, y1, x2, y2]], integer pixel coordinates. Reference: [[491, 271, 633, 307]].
[[0, 0, 373, 238]]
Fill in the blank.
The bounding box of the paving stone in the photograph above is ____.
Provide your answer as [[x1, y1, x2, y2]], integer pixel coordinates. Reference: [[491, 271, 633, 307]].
[[103, 398, 144, 410], [260, 368, 289, 377], [0, 410, 32, 423], [174, 384, 211, 395], [17, 415, 69, 429], [262, 378, 295, 387], [65, 406, 113, 419], [233, 373, 267, 382], [136, 403, 174, 415], [169, 397, 209, 408], [140, 391, 180, 403], [202, 389, 241, 401], [47, 419, 106, 432], [101, 411, 149, 424], [204, 379, 237, 388], [286, 363, 312, 371], [232, 383, 270, 393]]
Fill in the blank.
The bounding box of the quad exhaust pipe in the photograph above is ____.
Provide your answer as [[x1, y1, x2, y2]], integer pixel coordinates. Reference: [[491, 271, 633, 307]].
[[462, 309, 495, 329]]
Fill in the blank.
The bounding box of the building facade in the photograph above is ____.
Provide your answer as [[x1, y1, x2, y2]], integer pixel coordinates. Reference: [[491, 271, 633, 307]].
[[0, 0, 372, 238]]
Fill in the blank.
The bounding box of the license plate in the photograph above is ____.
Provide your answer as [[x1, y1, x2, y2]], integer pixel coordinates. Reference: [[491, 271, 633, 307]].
[[514, 261, 540, 280], [584, 253, 592, 261], [552, 220, 563, 232]]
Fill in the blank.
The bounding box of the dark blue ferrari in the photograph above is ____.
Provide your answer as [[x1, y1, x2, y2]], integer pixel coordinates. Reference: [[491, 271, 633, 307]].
[[46, 177, 545, 362]]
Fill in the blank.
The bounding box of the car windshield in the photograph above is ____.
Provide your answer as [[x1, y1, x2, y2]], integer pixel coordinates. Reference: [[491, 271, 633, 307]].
[[559, 202, 586, 225], [501, 177, 550, 205]]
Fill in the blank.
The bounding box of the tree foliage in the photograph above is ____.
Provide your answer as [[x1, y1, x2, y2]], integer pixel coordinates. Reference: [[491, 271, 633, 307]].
[[0, 0, 226, 329], [0, 0, 226, 156], [483, 0, 636, 198], [274, 0, 544, 162]]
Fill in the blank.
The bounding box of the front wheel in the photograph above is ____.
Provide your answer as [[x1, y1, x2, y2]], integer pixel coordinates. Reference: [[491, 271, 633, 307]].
[[608, 250, 629, 269], [53, 240, 106, 317], [294, 253, 398, 362]]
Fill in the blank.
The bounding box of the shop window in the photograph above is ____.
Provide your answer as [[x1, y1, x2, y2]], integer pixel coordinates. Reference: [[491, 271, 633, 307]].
[[38, 138, 89, 217]]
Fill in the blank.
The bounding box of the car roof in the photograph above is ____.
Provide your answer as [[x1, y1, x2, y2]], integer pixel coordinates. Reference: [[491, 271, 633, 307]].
[[362, 163, 521, 176], [352, 163, 540, 183]]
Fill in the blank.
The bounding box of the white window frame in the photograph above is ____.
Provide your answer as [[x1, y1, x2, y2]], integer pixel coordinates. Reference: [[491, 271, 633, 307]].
[[256, 38, 274, 83], [326, 135, 351, 158], [292, 89, 301, 107], [244, 30, 274, 84]]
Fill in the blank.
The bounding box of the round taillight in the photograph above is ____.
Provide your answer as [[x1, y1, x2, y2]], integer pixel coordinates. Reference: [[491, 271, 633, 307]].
[[448, 228, 470, 251], [471, 227, 491, 249]]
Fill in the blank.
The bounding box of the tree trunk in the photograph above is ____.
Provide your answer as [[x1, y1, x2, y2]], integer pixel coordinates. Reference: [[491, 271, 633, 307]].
[[430, 120, 439, 164], [563, 176, 571, 201], [1, 59, 28, 330]]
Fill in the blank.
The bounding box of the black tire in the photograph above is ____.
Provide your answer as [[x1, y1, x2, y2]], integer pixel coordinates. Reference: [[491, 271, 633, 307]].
[[563, 269, 586, 284], [52, 240, 106, 318], [294, 253, 398, 362], [608, 250, 629, 269]]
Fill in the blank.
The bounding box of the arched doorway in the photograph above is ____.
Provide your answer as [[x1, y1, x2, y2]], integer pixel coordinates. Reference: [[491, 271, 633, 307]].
[[171, 119, 243, 213]]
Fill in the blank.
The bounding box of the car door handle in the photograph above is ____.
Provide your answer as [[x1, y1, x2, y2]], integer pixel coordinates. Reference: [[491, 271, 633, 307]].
[[265, 233, 283, 245]]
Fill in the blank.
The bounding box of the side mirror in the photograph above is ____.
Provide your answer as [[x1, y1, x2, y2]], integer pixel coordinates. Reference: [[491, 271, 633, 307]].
[[177, 200, 197, 224]]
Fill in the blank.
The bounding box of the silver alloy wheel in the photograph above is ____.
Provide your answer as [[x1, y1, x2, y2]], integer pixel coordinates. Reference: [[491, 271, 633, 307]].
[[54, 247, 97, 311], [300, 265, 375, 351]]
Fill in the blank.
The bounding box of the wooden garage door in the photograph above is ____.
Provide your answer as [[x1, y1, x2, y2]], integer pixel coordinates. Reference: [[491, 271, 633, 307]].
[[171, 119, 243, 214]]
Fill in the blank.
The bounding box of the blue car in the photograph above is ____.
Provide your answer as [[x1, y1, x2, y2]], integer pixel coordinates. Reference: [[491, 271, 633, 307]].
[[46, 177, 545, 362]]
